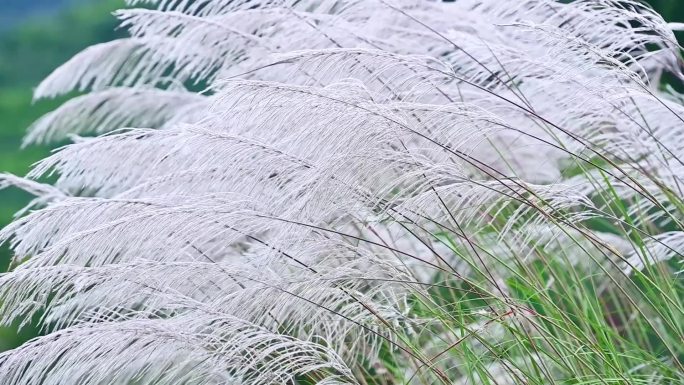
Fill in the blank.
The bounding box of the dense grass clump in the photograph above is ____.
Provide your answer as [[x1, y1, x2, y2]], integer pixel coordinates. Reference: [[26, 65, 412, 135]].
[[0, 1, 682, 384]]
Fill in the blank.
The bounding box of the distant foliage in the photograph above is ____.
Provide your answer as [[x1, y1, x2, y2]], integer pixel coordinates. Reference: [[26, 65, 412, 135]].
[[0, 0, 73, 30], [0, 1, 683, 384]]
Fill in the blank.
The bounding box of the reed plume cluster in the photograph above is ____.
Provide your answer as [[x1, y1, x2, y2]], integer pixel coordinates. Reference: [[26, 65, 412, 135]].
[[0, 0, 683, 384]]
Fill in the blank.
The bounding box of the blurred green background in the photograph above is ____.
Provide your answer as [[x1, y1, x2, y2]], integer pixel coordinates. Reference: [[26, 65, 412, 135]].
[[0, 0, 123, 350], [0, 0, 682, 351]]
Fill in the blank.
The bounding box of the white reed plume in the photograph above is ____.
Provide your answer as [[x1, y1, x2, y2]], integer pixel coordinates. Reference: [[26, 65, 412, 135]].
[[1, 1, 683, 384]]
